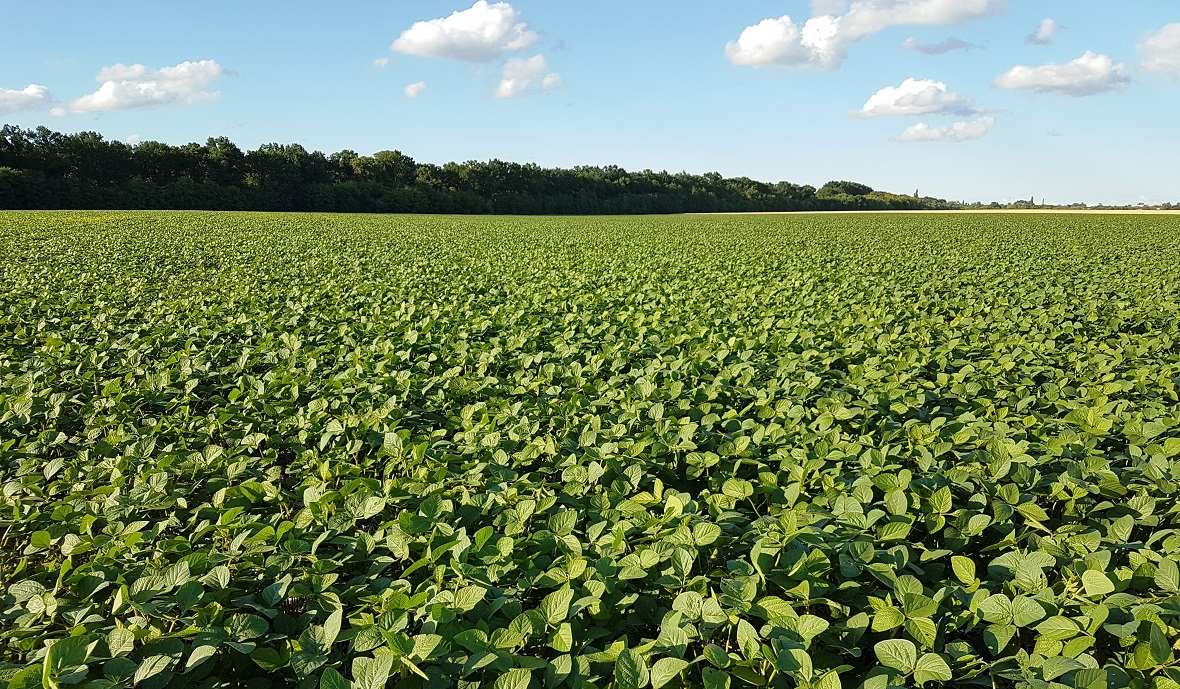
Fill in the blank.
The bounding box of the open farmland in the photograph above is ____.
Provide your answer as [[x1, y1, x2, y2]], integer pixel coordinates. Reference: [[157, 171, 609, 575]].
[[3, 211, 1180, 689]]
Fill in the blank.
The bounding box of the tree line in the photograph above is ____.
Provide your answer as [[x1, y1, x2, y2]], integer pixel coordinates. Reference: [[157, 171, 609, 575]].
[[0, 125, 958, 214]]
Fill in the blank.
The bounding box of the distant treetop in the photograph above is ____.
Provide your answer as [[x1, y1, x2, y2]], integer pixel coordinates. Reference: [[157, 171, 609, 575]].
[[0, 124, 958, 214]]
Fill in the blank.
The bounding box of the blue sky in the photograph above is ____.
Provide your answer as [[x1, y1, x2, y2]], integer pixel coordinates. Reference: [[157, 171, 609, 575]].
[[2, 1, 1177, 204]]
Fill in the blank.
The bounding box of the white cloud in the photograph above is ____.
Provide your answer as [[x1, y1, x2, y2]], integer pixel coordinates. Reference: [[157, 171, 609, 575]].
[[392, 1, 537, 63], [727, 0, 1004, 69], [0, 84, 52, 114], [856, 77, 979, 117], [837, 0, 1005, 40], [725, 15, 839, 68], [995, 52, 1131, 96], [1141, 23, 1180, 78], [812, 0, 849, 15], [125, 134, 143, 145], [404, 81, 427, 98], [1026, 18, 1059, 45], [897, 115, 995, 142], [495, 54, 560, 98], [373, 57, 390, 68], [70, 60, 225, 113], [901, 36, 977, 55]]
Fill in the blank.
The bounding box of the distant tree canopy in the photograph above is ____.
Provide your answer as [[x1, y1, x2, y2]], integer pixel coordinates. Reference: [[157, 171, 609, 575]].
[[0, 125, 959, 214], [818, 180, 875, 198]]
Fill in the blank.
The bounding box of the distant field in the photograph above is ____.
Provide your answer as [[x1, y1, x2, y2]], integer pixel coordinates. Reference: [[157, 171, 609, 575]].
[[2, 211, 1180, 689]]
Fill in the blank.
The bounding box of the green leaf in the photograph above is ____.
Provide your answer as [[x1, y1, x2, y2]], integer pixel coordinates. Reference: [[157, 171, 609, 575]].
[[755, 596, 796, 626], [1072, 669, 1107, 689], [904, 617, 938, 648], [1081, 570, 1115, 597], [1035, 616, 1080, 642], [983, 624, 1017, 656], [796, 615, 829, 643], [292, 648, 329, 678], [1150, 623, 1173, 665], [900, 593, 938, 619], [260, 575, 292, 606], [874, 639, 918, 673], [454, 585, 487, 611], [1010, 596, 1045, 627], [541, 586, 573, 625], [1041, 657, 1083, 682], [1155, 558, 1180, 593], [950, 556, 975, 584], [549, 623, 573, 653], [352, 651, 395, 689], [815, 671, 842, 689], [320, 668, 352, 689], [651, 658, 691, 689], [323, 608, 343, 647], [107, 627, 135, 657], [133, 656, 173, 686], [928, 487, 952, 514], [5, 666, 42, 689], [702, 667, 731, 689], [493, 668, 533, 689], [885, 489, 908, 515], [186, 645, 217, 671], [978, 594, 1012, 624], [702, 645, 731, 669], [226, 613, 268, 640], [615, 649, 650, 689], [879, 521, 912, 541], [721, 479, 753, 499], [872, 606, 905, 632], [913, 653, 952, 685]]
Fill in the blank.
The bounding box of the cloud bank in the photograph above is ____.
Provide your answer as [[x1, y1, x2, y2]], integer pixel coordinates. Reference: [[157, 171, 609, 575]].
[[727, 0, 1004, 69], [0, 84, 52, 114], [70, 60, 225, 113], [897, 116, 995, 142], [995, 52, 1131, 96]]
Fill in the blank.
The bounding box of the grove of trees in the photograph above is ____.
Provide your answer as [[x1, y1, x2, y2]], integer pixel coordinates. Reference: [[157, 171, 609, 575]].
[[0, 125, 958, 214]]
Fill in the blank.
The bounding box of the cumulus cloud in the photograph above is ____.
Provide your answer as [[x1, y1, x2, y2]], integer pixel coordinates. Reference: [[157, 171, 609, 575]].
[[373, 57, 390, 68], [125, 134, 143, 145], [897, 115, 995, 142], [70, 60, 225, 113], [1141, 23, 1180, 78], [495, 55, 560, 98], [901, 37, 978, 54], [404, 81, 427, 98], [856, 78, 979, 117], [725, 15, 842, 68], [0, 84, 52, 114], [995, 52, 1131, 96], [392, 1, 537, 63], [1026, 18, 1059, 45], [727, 0, 1004, 69]]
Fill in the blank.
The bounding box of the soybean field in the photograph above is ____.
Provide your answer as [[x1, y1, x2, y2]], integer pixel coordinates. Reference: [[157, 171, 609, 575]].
[[2, 211, 1180, 689]]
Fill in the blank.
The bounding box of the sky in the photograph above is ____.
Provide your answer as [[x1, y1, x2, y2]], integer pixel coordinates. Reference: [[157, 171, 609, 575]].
[[1, 1, 1178, 204]]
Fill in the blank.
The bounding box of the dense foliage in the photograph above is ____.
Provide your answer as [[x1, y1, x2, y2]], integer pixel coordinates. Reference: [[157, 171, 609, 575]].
[[0, 126, 955, 214], [2, 211, 1180, 689]]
